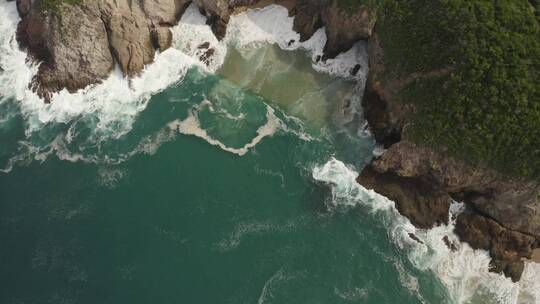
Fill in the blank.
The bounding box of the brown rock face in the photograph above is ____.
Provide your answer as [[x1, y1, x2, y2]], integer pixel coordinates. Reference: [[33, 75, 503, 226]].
[[15, 0, 31, 17], [101, 0, 155, 77], [359, 163, 450, 229], [15, 0, 374, 100], [359, 139, 540, 281], [292, 0, 328, 41], [151, 27, 174, 52], [17, 1, 114, 100], [16, 0, 189, 100], [321, 1, 375, 59], [456, 213, 537, 282], [358, 24, 540, 281]]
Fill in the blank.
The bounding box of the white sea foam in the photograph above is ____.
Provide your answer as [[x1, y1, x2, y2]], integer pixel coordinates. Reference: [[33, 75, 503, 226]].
[[1, 2, 536, 303], [217, 218, 302, 252], [0, 1, 196, 137], [226, 5, 300, 51], [225, 5, 368, 81], [313, 158, 540, 304], [169, 101, 281, 156], [0, 1, 366, 171], [97, 167, 128, 189]]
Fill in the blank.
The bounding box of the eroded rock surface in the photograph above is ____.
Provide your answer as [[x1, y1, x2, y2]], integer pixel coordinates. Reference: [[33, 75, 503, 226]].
[[358, 22, 540, 281], [14, 0, 373, 100], [17, 1, 113, 100], [193, 0, 375, 58], [16, 0, 189, 100]]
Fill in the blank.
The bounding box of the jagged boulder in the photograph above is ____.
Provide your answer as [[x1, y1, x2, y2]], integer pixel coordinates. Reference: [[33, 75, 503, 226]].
[[456, 213, 537, 282], [321, 0, 375, 59], [17, 1, 114, 100], [15, 0, 188, 100]]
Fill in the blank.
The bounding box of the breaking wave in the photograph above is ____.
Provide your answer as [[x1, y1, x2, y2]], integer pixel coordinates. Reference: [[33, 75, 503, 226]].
[[168, 101, 281, 156], [313, 159, 540, 304], [0, 1, 367, 172], [2, 2, 528, 303]]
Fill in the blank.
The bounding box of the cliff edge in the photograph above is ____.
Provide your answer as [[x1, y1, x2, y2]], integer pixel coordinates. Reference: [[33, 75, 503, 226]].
[[358, 1, 540, 281]]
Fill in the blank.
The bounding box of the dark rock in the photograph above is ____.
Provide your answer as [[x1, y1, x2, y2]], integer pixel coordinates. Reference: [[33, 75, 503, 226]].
[[350, 64, 361, 76], [408, 233, 424, 244], [442, 236, 457, 252], [16, 0, 31, 17], [292, 0, 327, 42], [455, 212, 536, 282], [292, 0, 375, 59], [151, 27, 173, 52], [199, 48, 215, 66], [321, 0, 375, 59], [198, 42, 211, 49], [358, 18, 540, 282], [359, 164, 450, 229], [206, 14, 228, 40]]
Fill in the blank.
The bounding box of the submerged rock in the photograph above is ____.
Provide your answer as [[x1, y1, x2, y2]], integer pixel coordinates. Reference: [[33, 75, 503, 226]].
[[408, 233, 424, 244]]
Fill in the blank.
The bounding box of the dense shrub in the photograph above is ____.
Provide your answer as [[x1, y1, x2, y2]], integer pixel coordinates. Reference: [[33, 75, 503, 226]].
[[375, 0, 540, 179]]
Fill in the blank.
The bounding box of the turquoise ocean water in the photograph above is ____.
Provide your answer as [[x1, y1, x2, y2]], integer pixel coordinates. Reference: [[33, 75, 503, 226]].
[[1, 2, 539, 304]]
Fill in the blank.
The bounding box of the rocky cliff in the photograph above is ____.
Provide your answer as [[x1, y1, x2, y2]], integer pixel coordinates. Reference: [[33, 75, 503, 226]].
[[193, 0, 375, 58], [10, 0, 539, 283], [13, 0, 374, 100], [358, 23, 540, 282], [14, 0, 189, 100]]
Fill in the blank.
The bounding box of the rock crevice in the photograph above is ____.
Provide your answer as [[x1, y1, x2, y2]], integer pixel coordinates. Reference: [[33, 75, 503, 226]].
[[14, 0, 374, 100]]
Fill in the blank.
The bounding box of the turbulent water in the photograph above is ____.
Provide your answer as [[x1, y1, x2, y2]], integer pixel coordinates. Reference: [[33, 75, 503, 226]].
[[1, 2, 539, 304]]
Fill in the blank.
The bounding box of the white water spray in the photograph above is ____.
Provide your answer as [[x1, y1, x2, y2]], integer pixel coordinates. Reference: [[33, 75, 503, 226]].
[[313, 159, 540, 304]]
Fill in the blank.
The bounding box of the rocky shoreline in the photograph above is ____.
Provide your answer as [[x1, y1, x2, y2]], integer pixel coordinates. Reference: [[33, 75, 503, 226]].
[[9, 0, 540, 282], [358, 22, 540, 281], [11, 0, 374, 101]]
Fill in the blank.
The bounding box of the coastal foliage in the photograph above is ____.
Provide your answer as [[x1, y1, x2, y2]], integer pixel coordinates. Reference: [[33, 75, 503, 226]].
[[376, 0, 540, 179], [39, 0, 83, 10]]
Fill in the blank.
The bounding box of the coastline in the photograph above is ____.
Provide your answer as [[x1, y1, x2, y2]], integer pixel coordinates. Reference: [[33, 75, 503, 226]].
[[6, 1, 540, 300]]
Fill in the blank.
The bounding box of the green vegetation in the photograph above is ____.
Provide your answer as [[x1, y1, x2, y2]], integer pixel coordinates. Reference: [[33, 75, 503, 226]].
[[39, 0, 83, 11], [374, 0, 540, 179]]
